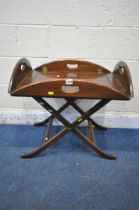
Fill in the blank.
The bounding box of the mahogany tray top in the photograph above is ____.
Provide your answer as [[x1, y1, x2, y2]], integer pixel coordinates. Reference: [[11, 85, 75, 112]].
[[9, 59, 133, 100]]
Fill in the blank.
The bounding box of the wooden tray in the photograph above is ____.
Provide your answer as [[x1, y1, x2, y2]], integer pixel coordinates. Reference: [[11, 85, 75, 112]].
[[8, 58, 133, 100]]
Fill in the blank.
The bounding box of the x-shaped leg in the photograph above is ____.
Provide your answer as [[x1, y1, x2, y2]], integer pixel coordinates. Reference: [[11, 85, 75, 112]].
[[66, 99, 107, 130], [34, 99, 107, 130], [21, 97, 116, 160], [34, 98, 76, 126]]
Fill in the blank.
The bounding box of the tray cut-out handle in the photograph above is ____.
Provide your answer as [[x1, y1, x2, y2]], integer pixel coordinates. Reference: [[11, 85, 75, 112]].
[[61, 85, 79, 93], [66, 64, 79, 70]]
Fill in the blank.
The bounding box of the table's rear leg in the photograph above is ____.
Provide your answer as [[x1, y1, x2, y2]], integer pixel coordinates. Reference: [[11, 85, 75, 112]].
[[88, 120, 95, 144], [43, 117, 53, 142], [21, 128, 68, 158]]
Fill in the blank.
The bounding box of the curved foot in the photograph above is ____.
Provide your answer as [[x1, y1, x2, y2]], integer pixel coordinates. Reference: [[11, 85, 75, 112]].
[[21, 142, 49, 158], [91, 119, 107, 130], [92, 144, 116, 160], [34, 117, 50, 126], [74, 128, 116, 160], [21, 128, 68, 158]]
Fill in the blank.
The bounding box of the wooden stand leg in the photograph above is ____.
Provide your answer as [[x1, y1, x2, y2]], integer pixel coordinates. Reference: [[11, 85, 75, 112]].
[[74, 128, 116, 160], [68, 100, 107, 130], [88, 120, 95, 144], [21, 128, 68, 158], [34, 98, 76, 126], [22, 125, 116, 160], [43, 117, 53, 142], [90, 120, 107, 130], [22, 97, 116, 160]]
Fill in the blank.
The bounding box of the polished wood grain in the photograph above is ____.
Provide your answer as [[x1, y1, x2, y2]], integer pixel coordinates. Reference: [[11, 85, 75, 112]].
[[9, 58, 133, 100]]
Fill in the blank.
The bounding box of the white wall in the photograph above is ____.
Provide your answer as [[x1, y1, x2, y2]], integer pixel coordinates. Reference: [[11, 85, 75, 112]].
[[0, 0, 139, 127]]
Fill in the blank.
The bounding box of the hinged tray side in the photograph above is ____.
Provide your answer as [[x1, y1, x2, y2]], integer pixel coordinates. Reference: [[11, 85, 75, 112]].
[[8, 58, 33, 94]]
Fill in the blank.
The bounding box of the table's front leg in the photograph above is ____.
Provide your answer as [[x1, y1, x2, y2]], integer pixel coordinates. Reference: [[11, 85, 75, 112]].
[[21, 128, 68, 158], [73, 128, 116, 160]]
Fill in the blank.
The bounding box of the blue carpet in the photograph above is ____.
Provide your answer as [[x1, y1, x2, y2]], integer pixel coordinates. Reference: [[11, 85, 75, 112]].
[[0, 125, 139, 210]]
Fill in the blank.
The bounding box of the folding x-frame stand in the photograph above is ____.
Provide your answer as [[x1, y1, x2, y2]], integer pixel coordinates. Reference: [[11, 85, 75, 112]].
[[21, 97, 116, 160]]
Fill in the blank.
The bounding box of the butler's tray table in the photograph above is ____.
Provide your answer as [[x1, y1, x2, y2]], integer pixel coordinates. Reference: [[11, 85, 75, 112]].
[[8, 59, 134, 160]]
